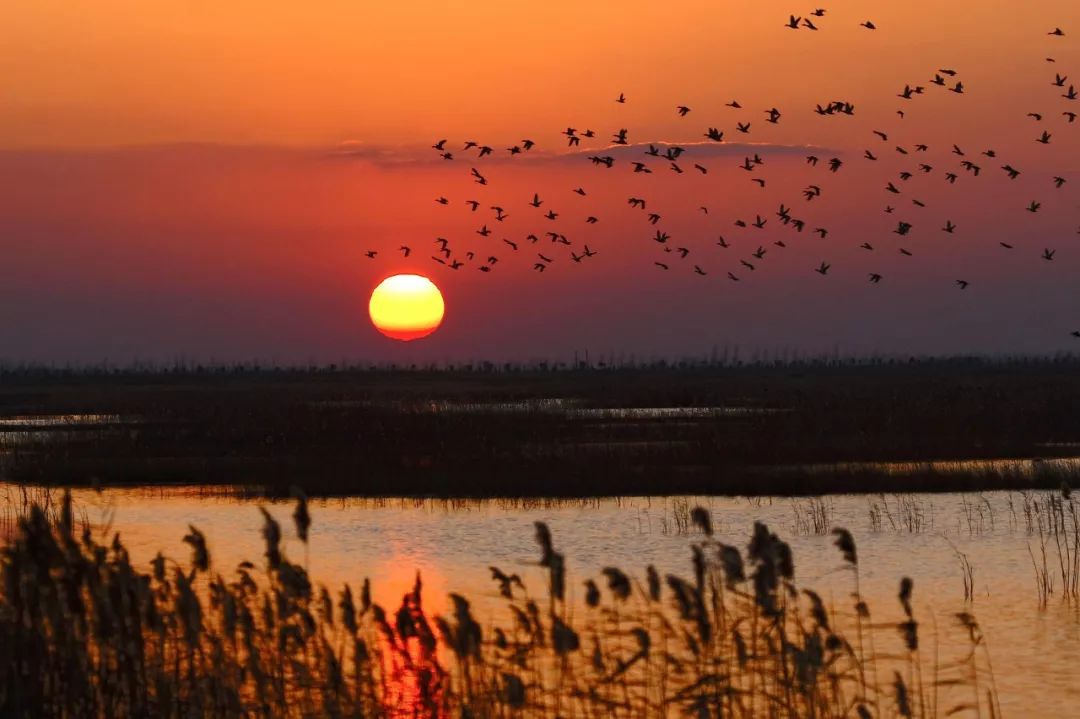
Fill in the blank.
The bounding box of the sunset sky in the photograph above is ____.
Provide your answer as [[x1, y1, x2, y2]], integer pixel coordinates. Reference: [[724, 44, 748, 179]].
[[2, 0, 1078, 364]]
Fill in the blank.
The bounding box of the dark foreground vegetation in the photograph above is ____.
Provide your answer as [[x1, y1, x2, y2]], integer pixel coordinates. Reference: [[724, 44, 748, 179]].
[[0, 493, 999, 718], [2, 356, 1079, 496]]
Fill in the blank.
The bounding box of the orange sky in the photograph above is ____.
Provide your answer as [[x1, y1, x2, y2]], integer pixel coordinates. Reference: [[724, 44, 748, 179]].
[[0, 1, 1078, 362], [2, 0, 1076, 150]]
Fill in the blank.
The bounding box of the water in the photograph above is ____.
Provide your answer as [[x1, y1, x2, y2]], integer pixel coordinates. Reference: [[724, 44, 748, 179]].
[[4, 485, 1079, 716], [0, 414, 137, 448]]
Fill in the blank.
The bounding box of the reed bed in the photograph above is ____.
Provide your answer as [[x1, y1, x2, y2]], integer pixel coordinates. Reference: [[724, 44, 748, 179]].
[[0, 493, 1001, 718], [3, 359, 1080, 496]]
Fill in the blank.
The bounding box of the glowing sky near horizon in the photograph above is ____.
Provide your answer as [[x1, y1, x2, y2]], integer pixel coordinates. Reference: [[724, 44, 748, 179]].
[[0, 0, 1078, 363]]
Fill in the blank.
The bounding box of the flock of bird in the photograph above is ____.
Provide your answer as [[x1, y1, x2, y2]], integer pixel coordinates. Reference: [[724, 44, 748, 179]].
[[362, 12, 1078, 337]]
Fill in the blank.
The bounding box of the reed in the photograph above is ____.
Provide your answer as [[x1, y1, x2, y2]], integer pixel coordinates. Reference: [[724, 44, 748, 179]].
[[1019, 485, 1080, 605], [868, 494, 933, 534], [0, 494, 1000, 717], [4, 359, 1080, 497]]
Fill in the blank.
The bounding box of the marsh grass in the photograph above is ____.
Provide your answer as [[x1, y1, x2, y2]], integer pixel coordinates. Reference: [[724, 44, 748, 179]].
[[1023, 485, 1080, 606], [4, 359, 1080, 497], [0, 494, 1001, 718], [791, 496, 833, 535], [868, 495, 933, 534]]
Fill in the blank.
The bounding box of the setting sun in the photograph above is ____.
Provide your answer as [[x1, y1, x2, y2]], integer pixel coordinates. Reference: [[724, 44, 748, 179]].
[[368, 274, 445, 341]]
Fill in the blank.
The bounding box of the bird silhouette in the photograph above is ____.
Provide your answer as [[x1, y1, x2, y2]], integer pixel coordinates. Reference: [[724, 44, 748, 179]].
[[419, 24, 1079, 333]]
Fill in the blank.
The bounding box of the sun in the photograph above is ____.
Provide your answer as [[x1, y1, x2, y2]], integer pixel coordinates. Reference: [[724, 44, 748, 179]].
[[369, 274, 445, 341]]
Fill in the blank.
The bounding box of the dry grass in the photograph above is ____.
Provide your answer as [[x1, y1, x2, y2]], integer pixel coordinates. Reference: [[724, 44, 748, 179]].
[[1023, 485, 1080, 606], [0, 493, 1002, 718]]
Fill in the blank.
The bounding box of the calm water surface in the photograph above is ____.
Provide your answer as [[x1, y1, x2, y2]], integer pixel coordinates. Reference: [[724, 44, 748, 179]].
[[4, 485, 1079, 716]]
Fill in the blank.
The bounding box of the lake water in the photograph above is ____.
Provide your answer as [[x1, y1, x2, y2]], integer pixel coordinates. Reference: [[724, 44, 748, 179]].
[[3, 484, 1076, 716]]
